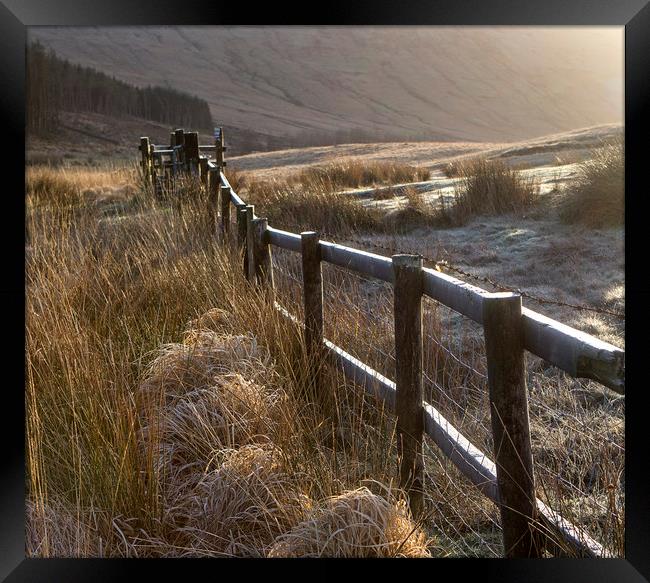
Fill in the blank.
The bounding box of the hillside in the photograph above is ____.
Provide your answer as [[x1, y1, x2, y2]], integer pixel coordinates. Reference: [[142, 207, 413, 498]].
[[226, 122, 623, 346], [31, 27, 622, 145]]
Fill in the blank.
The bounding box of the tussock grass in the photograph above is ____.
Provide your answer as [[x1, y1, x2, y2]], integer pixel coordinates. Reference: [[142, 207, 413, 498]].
[[442, 158, 476, 179], [448, 158, 539, 224], [244, 160, 432, 236], [245, 178, 382, 236], [268, 487, 432, 557], [559, 141, 624, 228], [297, 159, 430, 192], [178, 445, 312, 556], [381, 186, 441, 232]]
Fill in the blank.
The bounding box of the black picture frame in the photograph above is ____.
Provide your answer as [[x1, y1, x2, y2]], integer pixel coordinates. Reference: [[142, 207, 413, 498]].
[[3, 1, 648, 580]]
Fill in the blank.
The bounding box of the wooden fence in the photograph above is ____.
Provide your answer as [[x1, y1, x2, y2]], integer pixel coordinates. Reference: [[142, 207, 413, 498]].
[[139, 129, 625, 559]]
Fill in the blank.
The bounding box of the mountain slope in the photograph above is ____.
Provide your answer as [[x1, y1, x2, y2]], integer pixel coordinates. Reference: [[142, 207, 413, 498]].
[[31, 27, 622, 143]]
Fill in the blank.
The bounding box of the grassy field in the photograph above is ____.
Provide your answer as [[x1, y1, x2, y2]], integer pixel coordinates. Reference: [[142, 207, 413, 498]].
[[25, 131, 624, 557]]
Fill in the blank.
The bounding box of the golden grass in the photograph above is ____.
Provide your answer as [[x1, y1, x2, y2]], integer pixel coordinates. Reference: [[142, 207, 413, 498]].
[[268, 487, 431, 557], [296, 159, 430, 191], [448, 158, 539, 224], [559, 141, 624, 228], [25, 165, 428, 557], [177, 445, 312, 556], [25, 162, 623, 558], [245, 177, 382, 236], [243, 160, 433, 236]]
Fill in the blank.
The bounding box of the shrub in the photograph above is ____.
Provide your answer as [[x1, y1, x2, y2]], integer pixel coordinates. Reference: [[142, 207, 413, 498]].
[[559, 141, 624, 228]]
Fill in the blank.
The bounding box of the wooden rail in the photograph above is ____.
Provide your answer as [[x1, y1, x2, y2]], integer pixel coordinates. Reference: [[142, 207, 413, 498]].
[[266, 222, 623, 393], [138, 129, 624, 558]]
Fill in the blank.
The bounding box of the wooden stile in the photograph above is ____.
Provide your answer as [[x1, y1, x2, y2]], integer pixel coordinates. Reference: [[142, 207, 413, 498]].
[[393, 254, 425, 519], [483, 292, 542, 558]]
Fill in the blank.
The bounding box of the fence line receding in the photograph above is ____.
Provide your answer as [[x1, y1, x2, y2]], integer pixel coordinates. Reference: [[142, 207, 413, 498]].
[[138, 128, 625, 559]]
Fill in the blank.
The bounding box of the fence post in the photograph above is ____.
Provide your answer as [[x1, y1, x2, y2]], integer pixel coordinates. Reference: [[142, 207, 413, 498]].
[[139, 137, 150, 184], [170, 148, 178, 180], [236, 205, 248, 277], [393, 254, 424, 519], [208, 168, 219, 229], [148, 143, 156, 186], [215, 126, 225, 170], [220, 185, 231, 235], [184, 131, 200, 175], [251, 217, 273, 289], [301, 232, 324, 355], [301, 231, 330, 416], [199, 157, 208, 190], [245, 205, 256, 281], [174, 128, 185, 171], [483, 292, 542, 558]]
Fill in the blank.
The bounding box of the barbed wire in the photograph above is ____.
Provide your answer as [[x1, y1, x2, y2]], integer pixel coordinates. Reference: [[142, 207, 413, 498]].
[[342, 236, 625, 320]]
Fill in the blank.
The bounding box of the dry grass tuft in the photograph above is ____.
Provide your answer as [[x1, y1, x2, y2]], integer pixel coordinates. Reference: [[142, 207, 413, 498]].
[[26, 499, 105, 557], [224, 167, 247, 193], [244, 160, 431, 236], [246, 178, 381, 236], [267, 487, 432, 557], [138, 330, 286, 487], [297, 160, 429, 192], [559, 141, 624, 228], [143, 372, 284, 473], [177, 445, 312, 556], [449, 158, 539, 224], [442, 158, 476, 178], [380, 186, 440, 232]]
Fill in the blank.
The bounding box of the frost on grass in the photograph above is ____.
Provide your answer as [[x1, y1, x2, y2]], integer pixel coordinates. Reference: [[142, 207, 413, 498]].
[[139, 328, 284, 457], [177, 444, 312, 557], [268, 487, 432, 558]]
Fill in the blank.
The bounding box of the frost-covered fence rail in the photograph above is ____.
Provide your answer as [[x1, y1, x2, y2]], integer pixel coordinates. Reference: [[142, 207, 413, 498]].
[[138, 129, 624, 559]]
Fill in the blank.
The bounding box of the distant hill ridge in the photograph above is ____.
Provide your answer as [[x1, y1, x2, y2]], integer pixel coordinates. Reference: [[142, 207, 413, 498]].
[[31, 27, 622, 144]]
